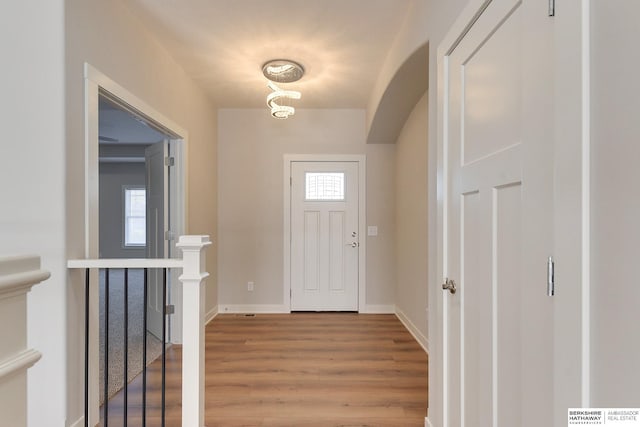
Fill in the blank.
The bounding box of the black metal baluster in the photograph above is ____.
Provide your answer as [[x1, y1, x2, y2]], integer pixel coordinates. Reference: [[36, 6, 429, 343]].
[[161, 268, 167, 427], [123, 269, 129, 426], [84, 268, 89, 427], [104, 268, 110, 427], [142, 268, 148, 426]]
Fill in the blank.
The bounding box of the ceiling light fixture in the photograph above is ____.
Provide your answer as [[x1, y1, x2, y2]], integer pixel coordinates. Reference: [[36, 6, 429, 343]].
[[266, 82, 301, 119], [262, 59, 304, 119], [262, 59, 304, 83]]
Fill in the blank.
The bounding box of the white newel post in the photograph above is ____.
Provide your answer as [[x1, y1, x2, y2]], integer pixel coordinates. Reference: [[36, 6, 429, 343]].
[[176, 235, 212, 427], [0, 256, 50, 427]]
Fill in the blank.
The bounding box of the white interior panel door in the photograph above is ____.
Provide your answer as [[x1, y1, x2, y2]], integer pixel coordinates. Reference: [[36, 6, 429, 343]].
[[145, 141, 169, 340], [291, 161, 359, 311], [441, 0, 554, 426]]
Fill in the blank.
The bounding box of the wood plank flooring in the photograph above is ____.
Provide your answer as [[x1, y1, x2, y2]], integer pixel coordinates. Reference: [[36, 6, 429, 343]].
[[101, 313, 428, 426]]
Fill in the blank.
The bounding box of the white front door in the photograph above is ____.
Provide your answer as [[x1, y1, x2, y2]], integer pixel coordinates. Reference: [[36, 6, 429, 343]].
[[440, 0, 554, 425], [145, 141, 169, 339], [290, 161, 359, 311]]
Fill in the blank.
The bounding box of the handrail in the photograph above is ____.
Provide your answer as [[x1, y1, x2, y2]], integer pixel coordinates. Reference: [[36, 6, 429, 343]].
[[67, 258, 184, 269], [68, 234, 211, 427]]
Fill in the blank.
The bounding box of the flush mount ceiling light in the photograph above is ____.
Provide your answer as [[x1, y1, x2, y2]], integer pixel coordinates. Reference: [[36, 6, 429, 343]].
[[262, 59, 305, 83], [262, 59, 304, 119]]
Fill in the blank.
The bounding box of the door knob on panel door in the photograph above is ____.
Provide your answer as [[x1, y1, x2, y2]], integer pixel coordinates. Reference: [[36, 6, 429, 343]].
[[346, 242, 359, 248], [442, 278, 457, 294]]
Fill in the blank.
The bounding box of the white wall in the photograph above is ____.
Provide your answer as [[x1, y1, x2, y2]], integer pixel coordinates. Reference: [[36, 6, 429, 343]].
[[0, 2, 66, 425], [218, 109, 396, 312], [99, 162, 146, 258], [395, 91, 429, 350], [590, 0, 640, 406], [65, 1, 218, 424]]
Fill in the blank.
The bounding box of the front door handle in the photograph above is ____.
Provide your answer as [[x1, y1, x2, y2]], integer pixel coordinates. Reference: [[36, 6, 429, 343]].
[[442, 278, 457, 295], [346, 242, 359, 248]]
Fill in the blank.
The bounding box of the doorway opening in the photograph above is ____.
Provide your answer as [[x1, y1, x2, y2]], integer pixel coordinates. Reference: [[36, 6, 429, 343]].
[[97, 93, 181, 401], [85, 63, 188, 417]]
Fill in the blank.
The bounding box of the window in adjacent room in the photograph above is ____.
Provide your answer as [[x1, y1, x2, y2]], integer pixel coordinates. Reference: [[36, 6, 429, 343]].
[[124, 186, 146, 247]]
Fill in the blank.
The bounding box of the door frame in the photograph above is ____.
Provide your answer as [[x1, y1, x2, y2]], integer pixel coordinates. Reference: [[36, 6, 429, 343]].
[[84, 63, 188, 423], [430, 0, 591, 426], [85, 63, 188, 342], [283, 154, 367, 313]]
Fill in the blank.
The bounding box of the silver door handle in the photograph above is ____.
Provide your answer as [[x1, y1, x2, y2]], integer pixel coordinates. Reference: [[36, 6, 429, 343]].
[[346, 242, 359, 248], [442, 278, 457, 294]]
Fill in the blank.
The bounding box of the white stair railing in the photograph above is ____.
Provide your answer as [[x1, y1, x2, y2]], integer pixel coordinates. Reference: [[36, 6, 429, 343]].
[[67, 235, 211, 427], [0, 255, 50, 427]]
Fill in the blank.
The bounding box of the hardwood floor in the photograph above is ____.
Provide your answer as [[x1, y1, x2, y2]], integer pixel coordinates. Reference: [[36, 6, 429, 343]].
[[101, 313, 428, 426]]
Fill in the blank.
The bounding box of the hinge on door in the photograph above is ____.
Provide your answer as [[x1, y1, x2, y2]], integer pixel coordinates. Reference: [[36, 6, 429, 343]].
[[548, 0, 555, 17], [165, 304, 175, 315], [547, 256, 555, 296], [164, 230, 176, 241], [164, 156, 175, 167]]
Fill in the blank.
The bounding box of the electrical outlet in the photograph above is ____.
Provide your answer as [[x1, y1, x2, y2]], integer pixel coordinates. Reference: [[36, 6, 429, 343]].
[[247, 281, 254, 291]]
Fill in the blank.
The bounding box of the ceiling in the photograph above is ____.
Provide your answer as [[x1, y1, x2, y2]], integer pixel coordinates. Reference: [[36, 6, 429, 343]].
[[125, 0, 415, 109]]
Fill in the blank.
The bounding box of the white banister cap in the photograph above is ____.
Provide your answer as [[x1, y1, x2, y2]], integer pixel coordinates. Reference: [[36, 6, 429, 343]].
[[176, 235, 212, 248]]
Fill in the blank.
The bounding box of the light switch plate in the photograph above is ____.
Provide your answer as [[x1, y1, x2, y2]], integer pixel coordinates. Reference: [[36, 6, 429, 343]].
[[367, 226, 378, 236]]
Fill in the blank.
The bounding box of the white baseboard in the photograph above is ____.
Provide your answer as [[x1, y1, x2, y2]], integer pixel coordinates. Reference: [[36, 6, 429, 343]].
[[218, 304, 399, 315], [69, 416, 84, 427], [395, 308, 429, 353], [426, 416, 433, 427], [218, 304, 289, 314], [205, 305, 218, 324], [362, 304, 395, 314]]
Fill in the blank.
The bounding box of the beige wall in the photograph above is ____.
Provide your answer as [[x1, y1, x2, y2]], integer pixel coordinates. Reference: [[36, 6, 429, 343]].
[[590, 0, 640, 406], [367, 0, 429, 134], [395, 91, 428, 350], [218, 109, 395, 312], [65, 1, 218, 424]]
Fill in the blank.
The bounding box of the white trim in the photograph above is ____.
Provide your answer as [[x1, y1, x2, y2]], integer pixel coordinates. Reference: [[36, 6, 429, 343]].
[[395, 308, 429, 353], [426, 417, 434, 427], [0, 349, 42, 382], [437, 36, 452, 427], [580, 0, 591, 407], [363, 304, 395, 314], [0, 270, 50, 300], [84, 64, 187, 138], [552, 2, 591, 421], [492, 189, 499, 427], [219, 304, 289, 314], [283, 154, 367, 313], [205, 305, 219, 324]]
